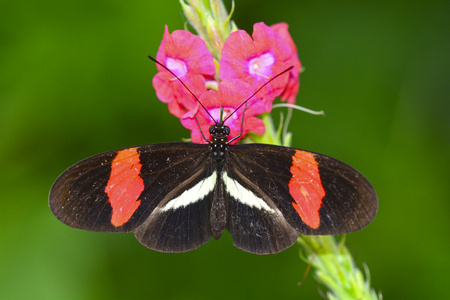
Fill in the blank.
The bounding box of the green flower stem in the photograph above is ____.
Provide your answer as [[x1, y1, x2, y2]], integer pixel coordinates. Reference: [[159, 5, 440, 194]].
[[297, 235, 381, 300]]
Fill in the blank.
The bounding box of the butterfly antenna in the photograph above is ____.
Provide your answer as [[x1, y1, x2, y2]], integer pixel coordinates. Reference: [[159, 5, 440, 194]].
[[194, 114, 211, 143], [227, 102, 248, 144], [223, 66, 294, 123], [148, 56, 216, 123]]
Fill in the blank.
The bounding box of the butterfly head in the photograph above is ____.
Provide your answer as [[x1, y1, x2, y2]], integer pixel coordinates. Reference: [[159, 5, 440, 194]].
[[209, 123, 231, 141], [210, 106, 231, 141]]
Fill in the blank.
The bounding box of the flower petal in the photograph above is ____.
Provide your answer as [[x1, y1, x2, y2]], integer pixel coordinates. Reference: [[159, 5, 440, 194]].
[[220, 22, 294, 111], [153, 25, 215, 118]]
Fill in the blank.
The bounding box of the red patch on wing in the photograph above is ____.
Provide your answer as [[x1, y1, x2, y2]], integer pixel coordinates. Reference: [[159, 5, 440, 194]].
[[288, 150, 325, 229], [105, 147, 144, 227]]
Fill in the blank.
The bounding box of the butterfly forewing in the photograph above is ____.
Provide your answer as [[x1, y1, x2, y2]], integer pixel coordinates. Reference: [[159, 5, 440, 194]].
[[50, 150, 126, 232], [49, 143, 211, 235], [313, 154, 378, 234]]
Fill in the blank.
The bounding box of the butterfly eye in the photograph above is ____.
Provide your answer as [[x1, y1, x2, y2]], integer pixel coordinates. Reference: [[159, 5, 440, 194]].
[[209, 126, 215, 135], [224, 126, 230, 136]]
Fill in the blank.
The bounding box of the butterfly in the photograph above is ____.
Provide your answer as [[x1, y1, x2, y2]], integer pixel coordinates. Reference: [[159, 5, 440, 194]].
[[49, 60, 377, 255]]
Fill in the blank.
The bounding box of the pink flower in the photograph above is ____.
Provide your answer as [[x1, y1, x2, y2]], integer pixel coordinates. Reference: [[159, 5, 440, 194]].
[[181, 79, 266, 144], [271, 23, 301, 104], [220, 22, 297, 111], [152, 25, 215, 118], [152, 21, 302, 142]]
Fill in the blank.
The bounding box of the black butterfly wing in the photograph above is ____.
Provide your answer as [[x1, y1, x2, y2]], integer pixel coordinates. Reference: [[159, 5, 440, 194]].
[[224, 144, 378, 254], [49, 143, 215, 252]]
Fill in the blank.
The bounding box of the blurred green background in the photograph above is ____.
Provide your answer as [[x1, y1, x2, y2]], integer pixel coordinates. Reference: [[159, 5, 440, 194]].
[[1, 0, 448, 299]]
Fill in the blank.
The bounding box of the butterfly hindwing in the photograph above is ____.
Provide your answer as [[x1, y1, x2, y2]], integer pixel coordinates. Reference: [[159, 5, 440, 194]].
[[222, 161, 299, 254], [133, 146, 216, 252]]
